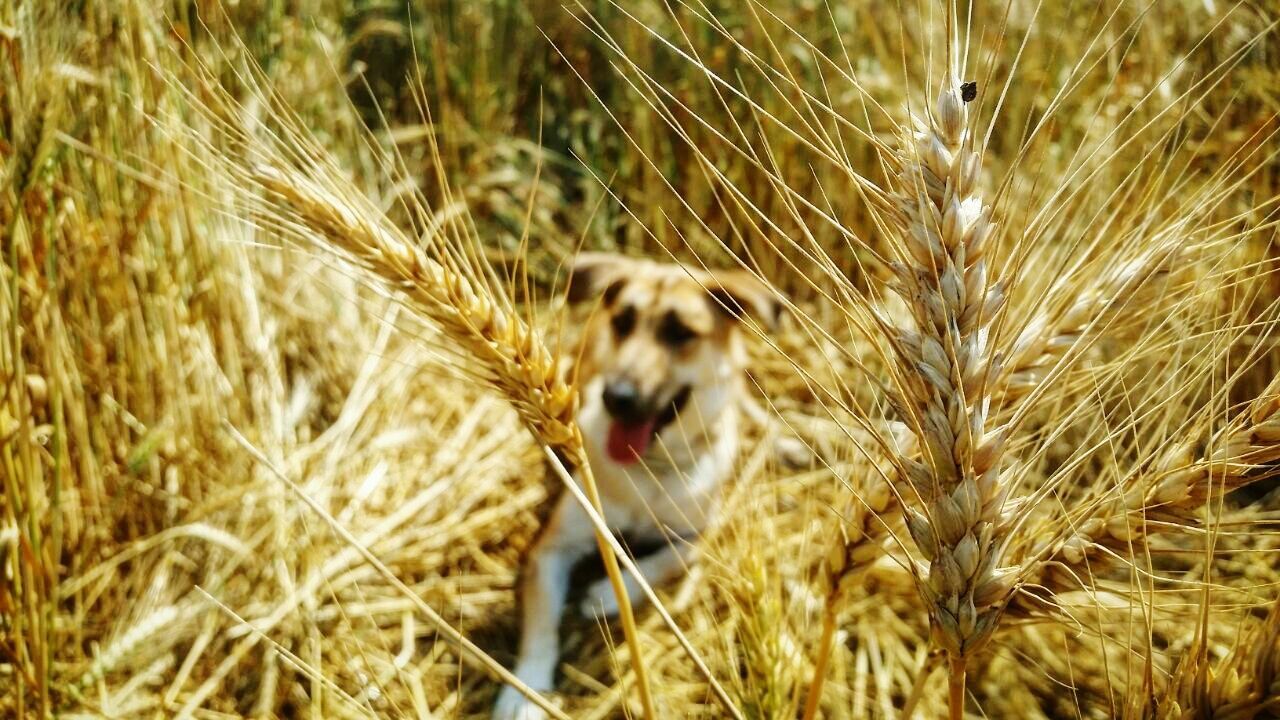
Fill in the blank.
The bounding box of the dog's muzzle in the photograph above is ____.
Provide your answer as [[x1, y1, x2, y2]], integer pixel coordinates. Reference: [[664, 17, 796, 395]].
[[601, 380, 691, 464]]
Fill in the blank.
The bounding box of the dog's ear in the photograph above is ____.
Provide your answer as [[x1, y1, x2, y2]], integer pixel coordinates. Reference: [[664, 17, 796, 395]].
[[707, 269, 784, 331], [565, 252, 629, 305]]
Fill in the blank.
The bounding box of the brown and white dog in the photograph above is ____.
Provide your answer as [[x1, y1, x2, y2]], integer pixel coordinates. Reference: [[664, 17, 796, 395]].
[[492, 253, 784, 720]]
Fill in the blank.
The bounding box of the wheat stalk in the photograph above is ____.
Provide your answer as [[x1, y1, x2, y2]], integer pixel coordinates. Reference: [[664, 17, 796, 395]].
[[780, 63, 1020, 717]]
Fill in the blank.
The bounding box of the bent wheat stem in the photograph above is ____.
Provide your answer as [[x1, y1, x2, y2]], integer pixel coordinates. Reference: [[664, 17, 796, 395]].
[[240, 161, 661, 718]]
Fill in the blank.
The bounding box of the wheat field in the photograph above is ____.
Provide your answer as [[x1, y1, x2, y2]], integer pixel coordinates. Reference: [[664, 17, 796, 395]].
[[3, 1, 1280, 718]]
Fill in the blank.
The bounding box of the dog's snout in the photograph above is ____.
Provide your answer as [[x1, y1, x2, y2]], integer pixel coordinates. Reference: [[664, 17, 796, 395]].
[[602, 379, 646, 422]]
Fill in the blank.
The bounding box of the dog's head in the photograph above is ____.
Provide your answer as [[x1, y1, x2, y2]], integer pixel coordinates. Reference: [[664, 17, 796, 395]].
[[567, 253, 782, 465]]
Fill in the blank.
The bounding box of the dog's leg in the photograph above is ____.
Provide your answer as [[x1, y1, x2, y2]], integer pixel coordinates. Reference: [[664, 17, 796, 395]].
[[741, 394, 812, 467], [493, 496, 592, 720], [578, 540, 698, 619]]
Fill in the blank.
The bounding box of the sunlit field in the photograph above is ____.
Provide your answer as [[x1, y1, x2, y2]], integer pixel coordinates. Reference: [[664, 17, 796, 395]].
[[4, 1, 1280, 718]]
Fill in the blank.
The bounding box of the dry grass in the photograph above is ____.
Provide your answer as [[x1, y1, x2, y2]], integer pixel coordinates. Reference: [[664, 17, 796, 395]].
[[4, 0, 1280, 719]]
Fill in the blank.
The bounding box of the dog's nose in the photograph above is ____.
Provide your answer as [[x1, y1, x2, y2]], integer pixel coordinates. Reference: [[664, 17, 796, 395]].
[[602, 379, 645, 422]]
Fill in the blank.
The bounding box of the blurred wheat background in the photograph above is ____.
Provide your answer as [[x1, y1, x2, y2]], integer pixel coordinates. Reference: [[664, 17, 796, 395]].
[[3, 0, 1280, 718]]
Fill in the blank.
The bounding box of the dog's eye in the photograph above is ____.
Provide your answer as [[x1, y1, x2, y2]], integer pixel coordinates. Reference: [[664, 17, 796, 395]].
[[611, 306, 636, 338], [602, 280, 625, 307], [658, 312, 698, 346]]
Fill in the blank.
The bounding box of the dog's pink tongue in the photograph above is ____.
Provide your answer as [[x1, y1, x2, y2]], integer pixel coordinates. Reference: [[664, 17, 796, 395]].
[[606, 419, 656, 464]]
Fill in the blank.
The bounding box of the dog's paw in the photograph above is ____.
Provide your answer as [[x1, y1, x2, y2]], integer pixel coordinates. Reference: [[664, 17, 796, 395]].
[[774, 435, 813, 468], [492, 687, 550, 720], [578, 578, 621, 619]]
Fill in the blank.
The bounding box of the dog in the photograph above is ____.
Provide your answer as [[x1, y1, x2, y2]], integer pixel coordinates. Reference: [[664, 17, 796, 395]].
[[491, 253, 785, 720]]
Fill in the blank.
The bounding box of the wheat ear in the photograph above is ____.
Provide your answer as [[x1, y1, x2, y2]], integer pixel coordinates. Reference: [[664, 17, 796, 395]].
[[250, 165, 578, 453], [803, 237, 1180, 715], [1024, 375, 1280, 605], [1160, 597, 1280, 719], [998, 242, 1180, 406], [802, 473, 895, 720], [805, 73, 1017, 720], [877, 75, 1022, 719]]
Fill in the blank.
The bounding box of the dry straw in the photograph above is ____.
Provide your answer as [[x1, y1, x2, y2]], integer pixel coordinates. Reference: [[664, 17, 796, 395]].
[[223, 422, 571, 720]]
